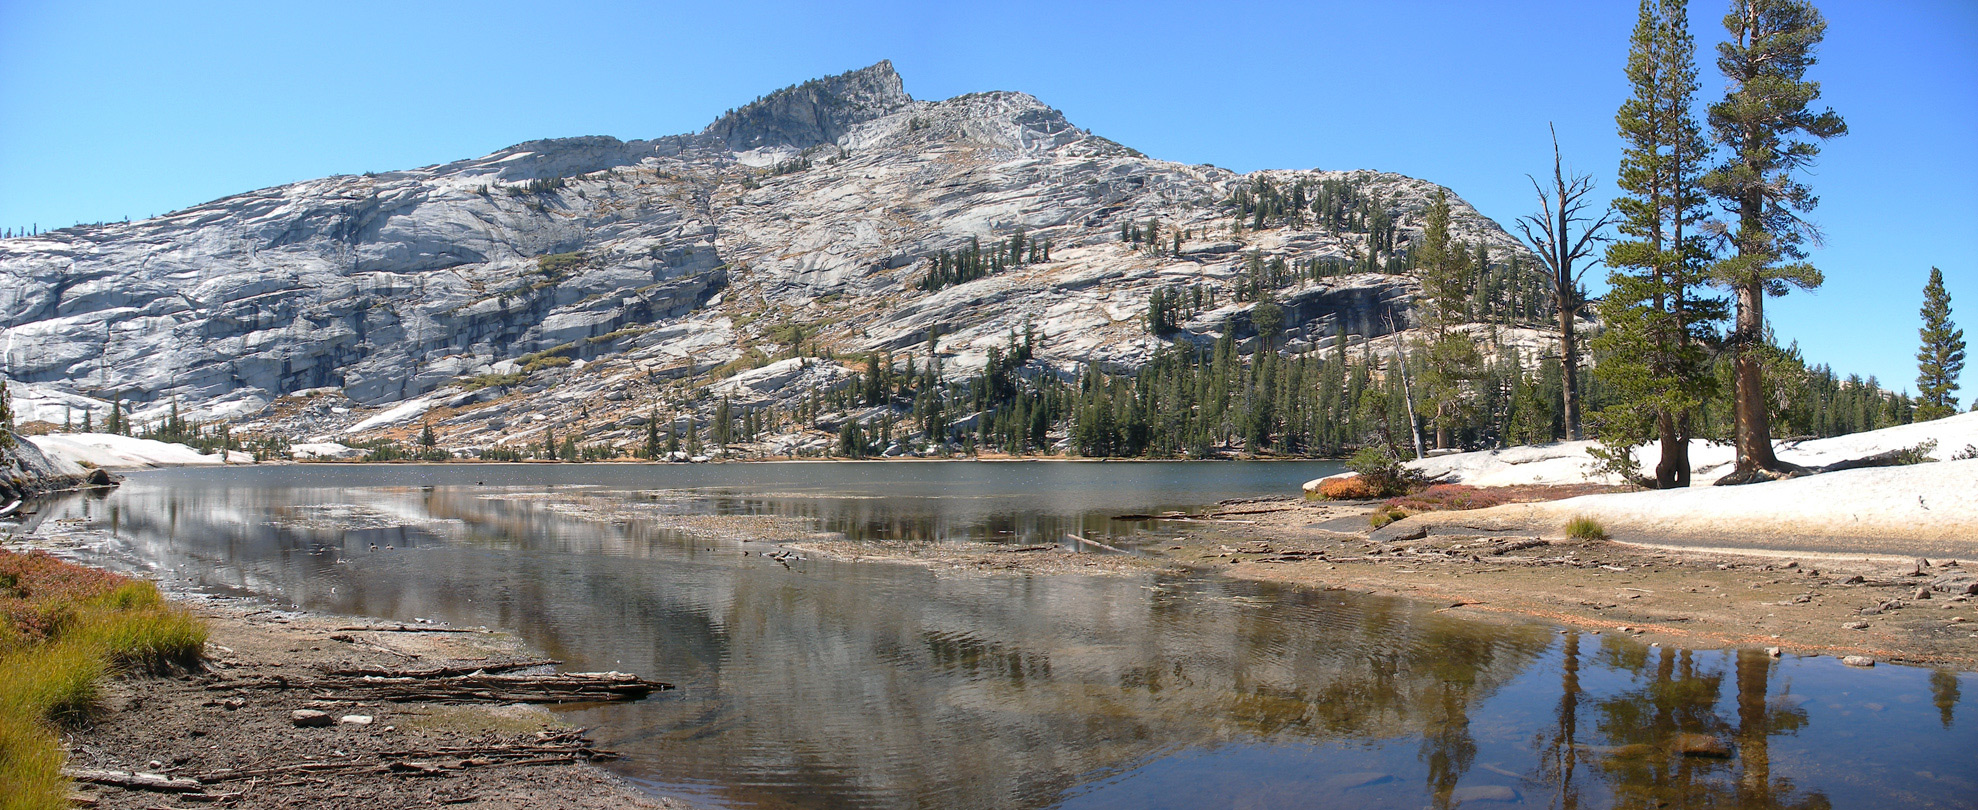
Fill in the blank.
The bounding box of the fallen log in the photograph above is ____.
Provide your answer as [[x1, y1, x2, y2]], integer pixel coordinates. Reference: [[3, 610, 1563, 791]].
[[335, 624, 487, 634], [214, 670, 670, 704], [1201, 507, 1298, 518], [319, 659, 561, 678], [63, 768, 205, 793], [195, 743, 617, 783], [316, 671, 669, 704]]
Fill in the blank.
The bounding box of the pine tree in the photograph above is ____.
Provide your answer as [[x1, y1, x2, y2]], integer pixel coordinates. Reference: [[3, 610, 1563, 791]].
[[419, 420, 437, 449], [1704, 0, 1846, 482], [1415, 189, 1484, 449], [643, 409, 662, 459], [1594, 0, 1725, 487], [1916, 267, 1966, 421]]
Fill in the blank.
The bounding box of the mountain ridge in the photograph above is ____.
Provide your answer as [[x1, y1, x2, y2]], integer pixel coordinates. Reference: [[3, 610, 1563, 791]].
[[0, 60, 1559, 456]]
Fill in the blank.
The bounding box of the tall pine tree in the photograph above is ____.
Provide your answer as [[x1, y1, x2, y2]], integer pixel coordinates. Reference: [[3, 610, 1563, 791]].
[[1594, 0, 1725, 487], [1915, 267, 1966, 421], [1416, 189, 1484, 449], [1704, 0, 1846, 483]]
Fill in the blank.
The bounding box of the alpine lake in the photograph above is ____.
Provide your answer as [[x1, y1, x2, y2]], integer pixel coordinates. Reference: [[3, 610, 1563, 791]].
[[24, 462, 1976, 809]]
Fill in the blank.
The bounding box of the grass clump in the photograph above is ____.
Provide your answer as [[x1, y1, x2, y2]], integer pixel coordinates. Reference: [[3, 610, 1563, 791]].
[[1565, 515, 1608, 542], [1368, 506, 1412, 529], [1, 550, 208, 807]]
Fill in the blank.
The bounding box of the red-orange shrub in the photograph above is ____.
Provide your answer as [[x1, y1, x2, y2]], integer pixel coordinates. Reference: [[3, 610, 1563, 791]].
[[1317, 475, 1379, 500]]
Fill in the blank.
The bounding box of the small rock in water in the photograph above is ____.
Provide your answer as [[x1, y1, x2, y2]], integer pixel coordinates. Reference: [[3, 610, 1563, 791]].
[[291, 709, 333, 727], [1916, 587, 1932, 600], [1844, 621, 1869, 630], [1668, 733, 1733, 758], [1842, 655, 1876, 668], [339, 714, 374, 726], [1322, 772, 1395, 790], [1765, 646, 1783, 657]]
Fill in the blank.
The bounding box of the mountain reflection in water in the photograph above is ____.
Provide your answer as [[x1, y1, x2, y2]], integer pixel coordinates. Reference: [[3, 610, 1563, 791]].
[[26, 464, 1976, 809]]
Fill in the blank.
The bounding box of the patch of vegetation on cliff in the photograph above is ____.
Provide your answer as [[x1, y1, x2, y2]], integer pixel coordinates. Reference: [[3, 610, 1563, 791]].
[[1, 550, 207, 808]]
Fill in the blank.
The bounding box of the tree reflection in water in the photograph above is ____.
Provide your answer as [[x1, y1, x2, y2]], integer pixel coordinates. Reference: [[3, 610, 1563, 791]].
[[1530, 639, 1831, 810]]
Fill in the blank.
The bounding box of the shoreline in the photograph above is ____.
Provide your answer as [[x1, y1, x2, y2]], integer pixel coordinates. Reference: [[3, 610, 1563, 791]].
[[779, 496, 1978, 671], [12, 562, 698, 809]]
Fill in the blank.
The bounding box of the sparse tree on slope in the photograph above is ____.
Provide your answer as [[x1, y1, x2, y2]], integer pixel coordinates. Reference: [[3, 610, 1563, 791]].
[[1518, 126, 1615, 442], [1916, 267, 1966, 421], [1594, 0, 1725, 487], [0, 378, 14, 450], [1703, 0, 1846, 483], [1416, 189, 1484, 449]]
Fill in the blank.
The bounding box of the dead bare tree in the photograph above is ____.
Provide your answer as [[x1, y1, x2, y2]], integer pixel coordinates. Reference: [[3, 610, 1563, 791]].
[[1517, 125, 1616, 441]]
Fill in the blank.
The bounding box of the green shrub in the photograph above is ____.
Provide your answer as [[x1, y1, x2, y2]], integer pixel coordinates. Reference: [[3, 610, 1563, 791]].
[[1347, 447, 1420, 497]]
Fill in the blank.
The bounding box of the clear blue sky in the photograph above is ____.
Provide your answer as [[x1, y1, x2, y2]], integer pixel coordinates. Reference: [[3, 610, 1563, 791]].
[[3, 0, 1973, 397]]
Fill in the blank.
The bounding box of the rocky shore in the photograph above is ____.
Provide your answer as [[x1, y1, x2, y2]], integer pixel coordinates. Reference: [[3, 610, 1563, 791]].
[[0, 438, 113, 504], [44, 592, 694, 809]]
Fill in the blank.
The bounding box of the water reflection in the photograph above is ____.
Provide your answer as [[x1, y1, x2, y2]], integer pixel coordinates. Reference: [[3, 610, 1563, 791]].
[[17, 466, 1976, 809]]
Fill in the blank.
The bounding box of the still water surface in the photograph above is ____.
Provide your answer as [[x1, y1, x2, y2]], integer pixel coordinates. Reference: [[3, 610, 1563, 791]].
[[30, 462, 1978, 808]]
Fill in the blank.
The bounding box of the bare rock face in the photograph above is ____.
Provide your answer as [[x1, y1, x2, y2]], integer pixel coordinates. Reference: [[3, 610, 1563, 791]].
[[0, 60, 1543, 449], [705, 60, 913, 152]]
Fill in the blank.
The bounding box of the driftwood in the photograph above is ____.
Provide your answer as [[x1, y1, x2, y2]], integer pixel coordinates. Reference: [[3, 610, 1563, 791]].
[[1201, 506, 1298, 518], [1067, 534, 1128, 554], [195, 741, 617, 784], [216, 670, 668, 704], [63, 768, 205, 793], [334, 624, 487, 634], [319, 659, 560, 678]]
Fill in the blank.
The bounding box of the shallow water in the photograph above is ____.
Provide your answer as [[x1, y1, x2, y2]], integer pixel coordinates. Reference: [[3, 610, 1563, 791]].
[[26, 462, 1977, 808]]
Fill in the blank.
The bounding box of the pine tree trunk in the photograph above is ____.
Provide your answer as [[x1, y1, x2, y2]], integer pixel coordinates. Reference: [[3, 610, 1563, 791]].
[[1655, 411, 1684, 489], [1558, 304, 1580, 441], [1673, 412, 1694, 488], [1728, 281, 1784, 478]]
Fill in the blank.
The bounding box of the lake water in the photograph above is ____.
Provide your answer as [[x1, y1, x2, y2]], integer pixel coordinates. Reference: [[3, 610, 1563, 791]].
[[23, 462, 1977, 809]]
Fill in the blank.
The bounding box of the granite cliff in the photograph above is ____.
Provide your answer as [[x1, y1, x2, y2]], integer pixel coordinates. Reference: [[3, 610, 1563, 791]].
[[0, 61, 1556, 454]]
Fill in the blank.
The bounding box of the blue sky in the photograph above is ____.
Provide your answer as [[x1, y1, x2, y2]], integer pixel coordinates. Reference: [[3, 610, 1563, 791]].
[[2, 0, 1973, 397]]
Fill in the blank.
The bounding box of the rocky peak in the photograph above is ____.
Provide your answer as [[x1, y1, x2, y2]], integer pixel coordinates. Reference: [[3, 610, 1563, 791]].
[[703, 60, 913, 152]]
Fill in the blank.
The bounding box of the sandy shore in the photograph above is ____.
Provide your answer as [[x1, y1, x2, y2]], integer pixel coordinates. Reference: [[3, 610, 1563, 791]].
[[55, 595, 697, 810]]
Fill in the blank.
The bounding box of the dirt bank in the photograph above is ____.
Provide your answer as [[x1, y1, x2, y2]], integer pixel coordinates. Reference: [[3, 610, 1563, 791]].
[[57, 596, 696, 810]]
